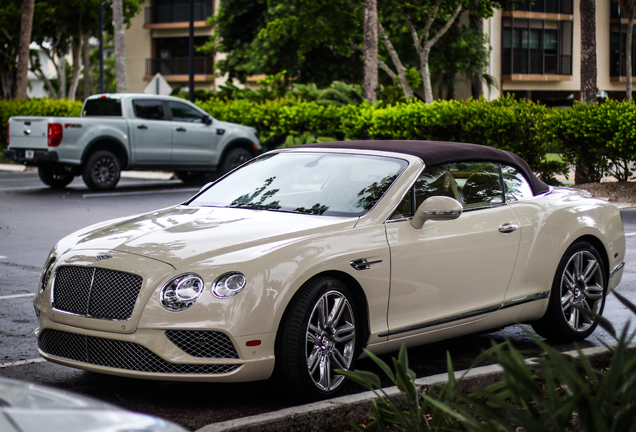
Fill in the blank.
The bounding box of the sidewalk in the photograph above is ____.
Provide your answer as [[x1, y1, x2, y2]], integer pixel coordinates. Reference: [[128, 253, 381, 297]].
[[0, 163, 175, 180]]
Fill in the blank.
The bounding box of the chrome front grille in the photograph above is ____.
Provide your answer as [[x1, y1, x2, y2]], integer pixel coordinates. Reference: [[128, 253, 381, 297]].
[[52, 266, 143, 320], [165, 330, 239, 358], [38, 329, 240, 375]]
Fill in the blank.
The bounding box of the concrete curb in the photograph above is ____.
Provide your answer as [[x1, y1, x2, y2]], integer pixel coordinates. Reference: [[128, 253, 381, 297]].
[[0, 163, 175, 180], [196, 344, 625, 432]]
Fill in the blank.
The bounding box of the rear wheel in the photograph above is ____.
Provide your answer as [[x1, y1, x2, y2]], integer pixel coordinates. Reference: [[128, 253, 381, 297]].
[[82, 150, 121, 191], [38, 165, 74, 189], [532, 241, 607, 342], [278, 276, 359, 399], [219, 148, 252, 177]]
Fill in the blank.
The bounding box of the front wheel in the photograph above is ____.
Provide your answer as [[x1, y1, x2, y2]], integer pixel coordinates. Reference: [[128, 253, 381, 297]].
[[219, 148, 252, 177], [82, 150, 121, 191], [38, 165, 74, 189], [532, 241, 607, 342], [278, 277, 359, 399]]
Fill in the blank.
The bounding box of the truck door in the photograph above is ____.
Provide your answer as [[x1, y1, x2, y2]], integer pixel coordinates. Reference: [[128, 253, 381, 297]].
[[129, 99, 172, 162], [168, 101, 217, 164]]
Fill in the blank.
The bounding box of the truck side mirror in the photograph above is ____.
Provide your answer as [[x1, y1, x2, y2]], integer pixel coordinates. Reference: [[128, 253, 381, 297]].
[[411, 196, 463, 229], [204, 115, 213, 125]]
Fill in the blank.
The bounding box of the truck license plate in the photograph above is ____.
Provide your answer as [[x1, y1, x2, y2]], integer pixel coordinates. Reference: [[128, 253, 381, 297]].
[[25, 150, 34, 159]]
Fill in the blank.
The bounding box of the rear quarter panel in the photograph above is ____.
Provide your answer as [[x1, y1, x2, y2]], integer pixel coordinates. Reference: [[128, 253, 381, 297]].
[[506, 188, 625, 322]]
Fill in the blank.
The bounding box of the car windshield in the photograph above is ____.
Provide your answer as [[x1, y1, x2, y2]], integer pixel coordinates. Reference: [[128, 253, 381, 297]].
[[189, 152, 408, 217]]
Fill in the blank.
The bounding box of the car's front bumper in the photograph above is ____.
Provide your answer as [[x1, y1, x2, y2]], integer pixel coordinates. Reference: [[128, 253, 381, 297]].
[[35, 318, 276, 383]]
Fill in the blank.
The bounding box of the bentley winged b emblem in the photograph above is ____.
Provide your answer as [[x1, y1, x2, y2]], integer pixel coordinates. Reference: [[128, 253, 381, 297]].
[[94, 254, 112, 261]]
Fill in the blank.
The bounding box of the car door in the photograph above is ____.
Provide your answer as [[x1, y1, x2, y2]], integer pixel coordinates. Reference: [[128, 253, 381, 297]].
[[384, 162, 522, 338], [129, 99, 172, 162], [168, 101, 217, 163]]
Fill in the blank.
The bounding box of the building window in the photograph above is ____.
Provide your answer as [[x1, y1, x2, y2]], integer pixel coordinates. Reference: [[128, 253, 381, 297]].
[[610, 26, 636, 77], [146, 37, 214, 76], [502, 18, 572, 76], [145, 0, 213, 25], [511, 0, 573, 15]]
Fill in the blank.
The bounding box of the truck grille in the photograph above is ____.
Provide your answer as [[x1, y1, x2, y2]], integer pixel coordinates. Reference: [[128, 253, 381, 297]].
[[52, 266, 142, 320], [38, 329, 240, 375], [165, 330, 239, 358]]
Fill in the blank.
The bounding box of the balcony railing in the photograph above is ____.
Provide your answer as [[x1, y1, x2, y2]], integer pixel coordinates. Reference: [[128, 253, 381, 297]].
[[145, 3, 213, 25], [513, 0, 573, 15], [146, 57, 214, 76], [502, 53, 572, 76]]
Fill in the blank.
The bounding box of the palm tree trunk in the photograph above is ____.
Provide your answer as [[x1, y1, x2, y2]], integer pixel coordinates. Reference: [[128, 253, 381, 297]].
[[82, 31, 91, 100], [363, 0, 378, 102], [15, 0, 35, 99], [112, 0, 128, 93], [627, 10, 634, 102]]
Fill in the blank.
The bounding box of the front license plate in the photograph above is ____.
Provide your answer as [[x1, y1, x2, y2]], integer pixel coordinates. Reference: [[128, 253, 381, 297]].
[[25, 150, 34, 159]]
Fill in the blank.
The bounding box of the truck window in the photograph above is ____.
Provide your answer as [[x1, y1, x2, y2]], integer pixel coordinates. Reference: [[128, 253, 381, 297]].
[[133, 100, 166, 120], [169, 102, 206, 123], [83, 98, 122, 116]]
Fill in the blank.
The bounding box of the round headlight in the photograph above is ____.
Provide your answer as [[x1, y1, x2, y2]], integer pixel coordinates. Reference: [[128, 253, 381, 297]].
[[40, 258, 56, 293], [212, 272, 246, 298], [160, 273, 204, 311]]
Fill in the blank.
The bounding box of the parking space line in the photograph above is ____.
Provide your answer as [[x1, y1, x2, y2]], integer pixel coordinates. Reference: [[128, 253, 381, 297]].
[[626, 232, 636, 237], [0, 293, 35, 300], [0, 358, 45, 368], [83, 188, 199, 198]]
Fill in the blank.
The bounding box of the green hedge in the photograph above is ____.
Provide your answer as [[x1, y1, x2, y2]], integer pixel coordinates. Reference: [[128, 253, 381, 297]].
[[4, 96, 636, 183], [0, 99, 83, 148]]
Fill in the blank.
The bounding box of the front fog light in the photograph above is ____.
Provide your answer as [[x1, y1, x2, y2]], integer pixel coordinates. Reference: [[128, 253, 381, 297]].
[[212, 272, 246, 298], [160, 273, 204, 311]]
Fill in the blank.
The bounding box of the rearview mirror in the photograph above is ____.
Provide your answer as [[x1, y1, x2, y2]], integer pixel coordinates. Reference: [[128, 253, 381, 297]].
[[411, 196, 463, 229]]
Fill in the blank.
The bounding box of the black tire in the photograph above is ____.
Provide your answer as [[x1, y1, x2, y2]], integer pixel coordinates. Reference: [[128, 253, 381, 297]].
[[278, 276, 359, 399], [38, 165, 74, 189], [532, 241, 607, 342], [82, 150, 121, 191], [174, 170, 209, 185], [219, 148, 252, 177]]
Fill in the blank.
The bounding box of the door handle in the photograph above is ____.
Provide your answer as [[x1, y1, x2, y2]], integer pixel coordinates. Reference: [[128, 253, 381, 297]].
[[176, 127, 186, 132], [137, 125, 148, 130], [498, 223, 519, 234]]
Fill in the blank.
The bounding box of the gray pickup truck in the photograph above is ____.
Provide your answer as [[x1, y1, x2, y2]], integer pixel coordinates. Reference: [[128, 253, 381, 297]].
[[4, 94, 261, 190]]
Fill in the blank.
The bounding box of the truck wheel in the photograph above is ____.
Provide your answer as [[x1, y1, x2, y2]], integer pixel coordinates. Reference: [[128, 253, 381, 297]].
[[219, 148, 252, 177], [38, 165, 74, 189], [82, 150, 121, 191]]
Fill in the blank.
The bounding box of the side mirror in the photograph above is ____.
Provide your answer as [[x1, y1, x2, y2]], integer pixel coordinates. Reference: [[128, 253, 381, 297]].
[[204, 115, 213, 125], [411, 196, 463, 229]]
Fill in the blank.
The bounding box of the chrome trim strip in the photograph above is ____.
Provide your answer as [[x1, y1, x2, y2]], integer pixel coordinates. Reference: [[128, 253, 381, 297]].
[[420, 210, 462, 216], [500, 290, 550, 310], [379, 291, 551, 338], [610, 261, 626, 279]]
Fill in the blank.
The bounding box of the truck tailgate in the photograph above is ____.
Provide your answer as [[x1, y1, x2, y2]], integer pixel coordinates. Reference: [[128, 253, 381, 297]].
[[9, 117, 49, 149]]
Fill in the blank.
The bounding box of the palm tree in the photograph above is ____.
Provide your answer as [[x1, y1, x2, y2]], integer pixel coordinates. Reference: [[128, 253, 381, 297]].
[[619, 0, 636, 102], [363, 0, 378, 102], [15, 0, 35, 99], [112, 0, 128, 92]]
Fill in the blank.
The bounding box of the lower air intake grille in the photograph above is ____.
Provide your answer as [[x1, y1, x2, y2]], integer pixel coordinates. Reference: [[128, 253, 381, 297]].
[[38, 329, 239, 375], [165, 330, 239, 358]]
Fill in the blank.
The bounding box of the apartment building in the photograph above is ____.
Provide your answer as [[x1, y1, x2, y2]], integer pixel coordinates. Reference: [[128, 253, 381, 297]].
[[125, 0, 221, 93], [484, 0, 631, 104], [124, 0, 634, 102]]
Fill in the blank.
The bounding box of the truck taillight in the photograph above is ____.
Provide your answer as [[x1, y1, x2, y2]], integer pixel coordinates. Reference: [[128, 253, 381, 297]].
[[48, 123, 63, 147]]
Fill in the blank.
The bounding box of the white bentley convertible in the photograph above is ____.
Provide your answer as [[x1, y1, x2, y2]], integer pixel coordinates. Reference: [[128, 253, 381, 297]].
[[34, 140, 626, 398]]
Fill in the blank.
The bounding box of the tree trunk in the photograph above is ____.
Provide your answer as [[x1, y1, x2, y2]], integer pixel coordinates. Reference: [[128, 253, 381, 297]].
[[68, 36, 82, 101], [378, 22, 413, 98], [421, 48, 434, 103], [57, 52, 66, 99], [363, 0, 378, 102], [627, 10, 635, 102], [15, 0, 35, 99], [579, 0, 597, 104], [469, 9, 483, 99], [112, 0, 128, 93], [82, 31, 91, 100]]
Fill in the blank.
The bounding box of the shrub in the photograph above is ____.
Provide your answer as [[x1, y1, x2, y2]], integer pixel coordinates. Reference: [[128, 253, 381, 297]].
[[340, 291, 636, 431]]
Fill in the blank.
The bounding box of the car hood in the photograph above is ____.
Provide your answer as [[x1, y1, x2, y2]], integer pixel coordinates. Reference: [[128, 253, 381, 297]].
[[57, 206, 357, 268]]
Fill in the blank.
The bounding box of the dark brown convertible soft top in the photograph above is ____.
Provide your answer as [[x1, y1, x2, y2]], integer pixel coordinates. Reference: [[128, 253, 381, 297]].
[[303, 140, 550, 196]]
